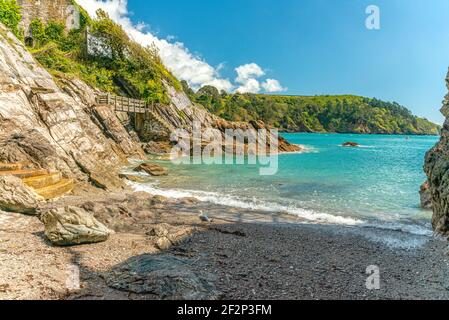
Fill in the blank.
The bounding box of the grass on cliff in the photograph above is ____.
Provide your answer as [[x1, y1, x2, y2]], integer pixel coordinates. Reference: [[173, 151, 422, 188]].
[[192, 86, 441, 135], [26, 7, 180, 104]]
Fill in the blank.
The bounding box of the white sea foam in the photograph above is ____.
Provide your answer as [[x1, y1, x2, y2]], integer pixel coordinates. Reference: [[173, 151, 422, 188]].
[[280, 144, 317, 154], [129, 181, 361, 225], [128, 181, 433, 239], [362, 221, 432, 237]]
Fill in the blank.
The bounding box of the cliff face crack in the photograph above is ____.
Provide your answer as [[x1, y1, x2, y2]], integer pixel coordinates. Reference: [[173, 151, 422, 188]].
[[31, 94, 71, 157]]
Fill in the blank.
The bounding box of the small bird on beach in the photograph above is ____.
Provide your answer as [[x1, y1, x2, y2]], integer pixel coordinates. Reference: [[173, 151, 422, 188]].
[[199, 210, 212, 223]]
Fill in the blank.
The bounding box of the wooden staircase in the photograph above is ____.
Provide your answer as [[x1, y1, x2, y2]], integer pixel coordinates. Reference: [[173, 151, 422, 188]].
[[0, 163, 74, 200]]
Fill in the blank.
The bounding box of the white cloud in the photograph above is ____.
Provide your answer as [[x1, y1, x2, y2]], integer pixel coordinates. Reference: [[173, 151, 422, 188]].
[[235, 63, 265, 94], [262, 79, 287, 92], [235, 63, 287, 94], [76, 0, 286, 94], [236, 78, 261, 94], [235, 63, 265, 84]]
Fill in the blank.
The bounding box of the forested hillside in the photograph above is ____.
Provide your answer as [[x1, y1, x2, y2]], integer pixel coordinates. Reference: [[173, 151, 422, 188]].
[[189, 85, 440, 135]]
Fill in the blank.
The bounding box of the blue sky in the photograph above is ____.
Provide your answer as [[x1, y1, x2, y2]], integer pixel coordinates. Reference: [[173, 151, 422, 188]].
[[81, 0, 449, 124]]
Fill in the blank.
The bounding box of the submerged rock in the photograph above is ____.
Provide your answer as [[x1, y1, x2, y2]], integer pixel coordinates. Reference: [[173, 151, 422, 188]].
[[105, 254, 219, 300], [342, 142, 360, 147], [134, 163, 168, 176], [0, 175, 42, 214], [39, 206, 111, 246], [420, 181, 433, 210]]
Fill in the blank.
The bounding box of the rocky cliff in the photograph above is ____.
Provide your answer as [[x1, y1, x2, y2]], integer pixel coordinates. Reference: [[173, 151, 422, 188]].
[[0, 20, 299, 194], [139, 84, 299, 154], [0, 23, 144, 190], [424, 69, 449, 236]]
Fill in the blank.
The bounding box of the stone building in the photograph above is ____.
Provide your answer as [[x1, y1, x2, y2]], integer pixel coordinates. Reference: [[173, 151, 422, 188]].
[[17, 0, 79, 36]]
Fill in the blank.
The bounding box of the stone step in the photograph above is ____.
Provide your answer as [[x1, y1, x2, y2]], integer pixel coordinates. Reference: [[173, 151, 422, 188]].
[[0, 169, 49, 179], [0, 163, 22, 171], [22, 172, 62, 189], [34, 179, 74, 200]]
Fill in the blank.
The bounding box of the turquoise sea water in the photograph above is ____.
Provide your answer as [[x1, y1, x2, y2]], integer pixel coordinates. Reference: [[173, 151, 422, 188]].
[[130, 133, 439, 237]]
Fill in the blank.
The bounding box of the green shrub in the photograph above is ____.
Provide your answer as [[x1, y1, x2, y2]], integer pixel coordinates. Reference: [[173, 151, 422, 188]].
[[0, 0, 22, 38], [27, 8, 181, 104], [29, 19, 45, 46], [44, 21, 65, 42]]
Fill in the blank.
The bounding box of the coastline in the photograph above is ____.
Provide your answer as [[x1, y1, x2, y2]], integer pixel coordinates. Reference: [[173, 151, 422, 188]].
[[280, 131, 440, 137], [0, 0, 445, 303], [1, 187, 448, 300]]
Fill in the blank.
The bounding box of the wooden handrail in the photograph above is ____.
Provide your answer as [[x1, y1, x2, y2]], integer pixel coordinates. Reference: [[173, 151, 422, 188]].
[[95, 93, 159, 114], [95, 93, 172, 131]]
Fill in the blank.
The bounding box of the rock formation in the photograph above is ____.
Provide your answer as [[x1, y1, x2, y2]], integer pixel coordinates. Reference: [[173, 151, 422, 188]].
[[0, 23, 145, 190], [135, 85, 301, 154], [134, 163, 168, 177], [39, 206, 111, 246], [342, 142, 360, 147], [0, 175, 42, 214], [106, 254, 220, 300], [424, 69, 449, 235], [0, 19, 298, 194], [147, 223, 193, 250]]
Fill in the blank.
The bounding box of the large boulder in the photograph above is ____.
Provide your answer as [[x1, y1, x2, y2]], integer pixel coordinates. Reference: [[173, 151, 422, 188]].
[[39, 206, 111, 246], [105, 254, 219, 300], [134, 163, 168, 176], [0, 175, 41, 214]]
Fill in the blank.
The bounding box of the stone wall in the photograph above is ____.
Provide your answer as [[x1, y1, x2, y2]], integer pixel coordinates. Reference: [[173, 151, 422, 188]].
[[17, 0, 77, 36]]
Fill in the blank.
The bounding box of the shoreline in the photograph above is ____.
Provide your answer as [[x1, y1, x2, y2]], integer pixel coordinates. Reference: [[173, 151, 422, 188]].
[[126, 178, 434, 242], [280, 132, 440, 137], [1, 188, 448, 300]]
